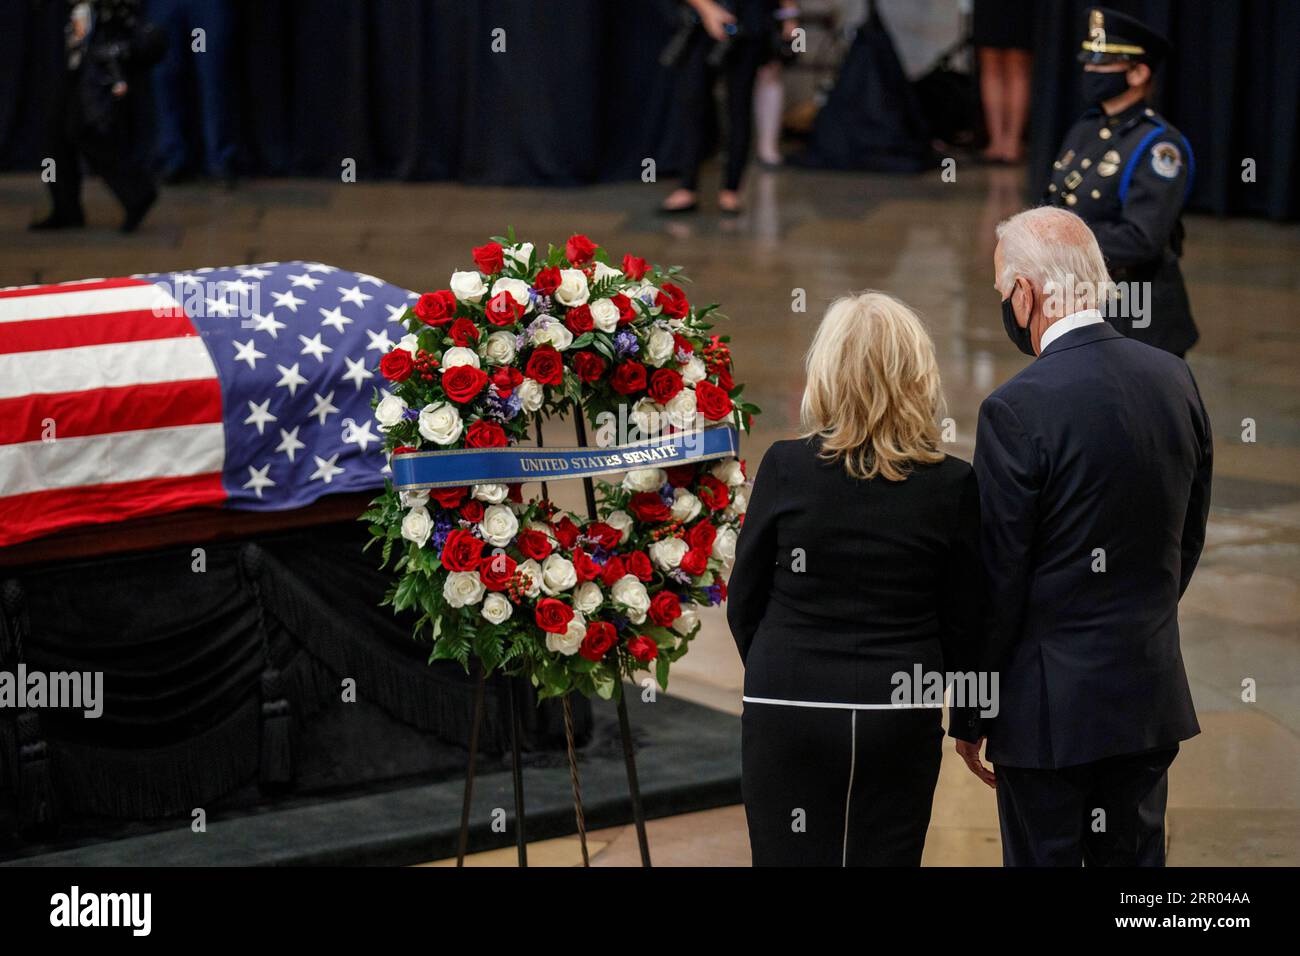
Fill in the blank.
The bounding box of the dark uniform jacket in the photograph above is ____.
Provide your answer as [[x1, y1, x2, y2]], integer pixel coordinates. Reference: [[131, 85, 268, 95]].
[[1046, 101, 1198, 356]]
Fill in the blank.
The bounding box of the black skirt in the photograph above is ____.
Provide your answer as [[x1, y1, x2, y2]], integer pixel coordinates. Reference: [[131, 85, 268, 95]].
[[972, 0, 1036, 51]]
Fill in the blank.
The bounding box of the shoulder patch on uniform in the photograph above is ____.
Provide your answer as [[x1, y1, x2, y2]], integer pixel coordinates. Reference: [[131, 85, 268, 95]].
[[1150, 141, 1182, 179]]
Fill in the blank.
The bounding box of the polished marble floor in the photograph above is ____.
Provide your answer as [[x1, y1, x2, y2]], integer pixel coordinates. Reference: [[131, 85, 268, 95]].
[[3, 160, 1296, 866]]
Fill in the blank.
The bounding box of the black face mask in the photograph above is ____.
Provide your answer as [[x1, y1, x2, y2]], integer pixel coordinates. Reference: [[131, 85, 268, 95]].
[[1001, 293, 1036, 357], [1081, 68, 1132, 107]]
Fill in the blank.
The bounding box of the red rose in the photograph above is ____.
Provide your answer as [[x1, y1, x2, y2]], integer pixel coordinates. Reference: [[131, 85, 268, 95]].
[[465, 420, 507, 448], [565, 233, 598, 265], [485, 290, 525, 327], [580, 621, 618, 662], [460, 499, 485, 522], [552, 515, 580, 549], [717, 367, 734, 391], [694, 380, 733, 421], [713, 574, 728, 602], [571, 351, 606, 383], [627, 635, 658, 663], [626, 551, 654, 582], [535, 598, 574, 634], [564, 304, 593, 334], [573, 548, 601, 583], [515, 529, 553, 561], [472, 242, 504, 275], [430, 486, 468, 508], [622, 254, 649, 280], [449, 317, 481, 347], [611, 293, 637, 325], [380, 349, 414, 382], [601, 555, 627, 586], [679, 547, 709, 577], [628, 492, 671, 523], [647, 368, 683, 404], [414, 290, 457, 326], [672, 333, 695, 355], [441, 529, 485, 572], [649, 591, 683, 627], [489, 366, 523, 397], [442, 364, 488, 404], [656, 282, 689, 320], [697, 475, 730, 511], [393, 445, 418, 455], [664, 464, 696, 488], [686, 520, 717, 552], [585, 522, 621, 549], [479, 551, 517, 591], [524, 346, 564, 386], [533, 266, 561, 295], [610, 361, 647, 396]]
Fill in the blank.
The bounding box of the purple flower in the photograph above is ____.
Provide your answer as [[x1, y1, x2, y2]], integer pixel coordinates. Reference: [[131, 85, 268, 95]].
[[431, 512, 455, 551], [705, 583, 724, 606], [614, 330, 639, 358]]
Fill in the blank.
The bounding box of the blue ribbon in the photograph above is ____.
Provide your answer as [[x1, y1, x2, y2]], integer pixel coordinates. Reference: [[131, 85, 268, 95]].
[[391, 425, 739, 490]]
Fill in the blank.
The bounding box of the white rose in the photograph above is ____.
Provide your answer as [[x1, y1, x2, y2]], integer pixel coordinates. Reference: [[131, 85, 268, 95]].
[[374, 394, 408, 430], [671, 487, 702, 523], [479, 504, 519, 548], [400, 507, 433, 547], [630, 398, 664, 436], [712, 526, 738, 564], [450, 271, 486, 302], [528, 316, 573, 351], [554, 269, 589, 307], [524, 520, 558, 543], [649, 536, 689, 571], [680, 354, 707, 385], [440, 346, 480, 369], [672, 605, 699, 636], [399, 488, 429, 509], [443, 570, 485, 608], [472, 483, 509, 504], [573, 581, 603, 615], [418, 402, 463, 445], [504, 242, 533, 270], [516, 377, 544, 413], [610, 574, 650, 624], [664, 388, 698, 429], [711, 458, 745, 486], [397, 333, 421, 354], [481, 592, 513, 624], [729, 489, 749, 515], [546, 611, 585, 656], [540, 553, 578, 595], [484, 330, 517, 365], [491, 277, 533, 311], [516, 559, 543, 598], [593, 261, 622, 283], [623, 468, 666, 493], [605, 510, 634, 543], [629, 281, 661, 315], [645, 328, 675, 366], [589, 297, 620, 333]]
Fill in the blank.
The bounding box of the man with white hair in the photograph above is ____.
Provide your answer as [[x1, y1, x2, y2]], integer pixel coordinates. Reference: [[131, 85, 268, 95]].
[[950, 206, 1213, 866]]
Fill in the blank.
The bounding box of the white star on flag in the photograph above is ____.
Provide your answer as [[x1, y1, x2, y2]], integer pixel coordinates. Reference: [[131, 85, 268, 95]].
[[276, 426, 305, 462], [272, 289, 306, 312], [244, 398, 277, 435], [249, 311, 286, 338], [338, 285, 373, 307], [275, 362, 308, 396], [319, 306, 353, 333], [343, 419, 379, 451], [298, 332, 333, 362], [310, 390, 339, 425], [365, 328, 395, 352], [233, 339, 266, 370], [243, 463, 276, 498], [342, 356, 374, 390], [384, 303, 408, 324], [310, 454, 344, 484], [288, 273, 323, 290]]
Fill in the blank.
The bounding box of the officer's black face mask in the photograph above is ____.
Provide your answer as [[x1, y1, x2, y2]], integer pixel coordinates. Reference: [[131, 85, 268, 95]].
[[1001, 285, 1037, 357], [1081, 67, 1132, 107]]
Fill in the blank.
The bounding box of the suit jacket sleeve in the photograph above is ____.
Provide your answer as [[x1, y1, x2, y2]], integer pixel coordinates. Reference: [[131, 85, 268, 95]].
[[942, 468, 986, 743], [1178, 368, 1214, 597], [725, 442, 783, 665], [966, 396, 1042, 739], [1089, 134, 1189, 268]]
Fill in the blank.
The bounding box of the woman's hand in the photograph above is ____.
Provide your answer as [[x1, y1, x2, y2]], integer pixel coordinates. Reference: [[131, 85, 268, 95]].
[[691, 0, 736, 42]]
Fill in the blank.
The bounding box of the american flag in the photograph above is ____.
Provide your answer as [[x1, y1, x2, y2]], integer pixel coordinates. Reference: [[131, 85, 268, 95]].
[[0, 261, 418, 548]]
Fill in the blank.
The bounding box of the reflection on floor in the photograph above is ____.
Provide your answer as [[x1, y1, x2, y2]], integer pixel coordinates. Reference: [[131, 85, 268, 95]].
[[4, 158, 1296, 866]]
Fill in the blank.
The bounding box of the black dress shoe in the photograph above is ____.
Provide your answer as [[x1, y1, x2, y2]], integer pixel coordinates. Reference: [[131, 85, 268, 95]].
[[120, 188, 158, 233], [28, 211, 86, 231]]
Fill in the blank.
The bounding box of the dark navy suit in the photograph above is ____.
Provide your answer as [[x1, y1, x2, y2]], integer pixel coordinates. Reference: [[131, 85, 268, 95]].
[[952, 321, 1212, 865]]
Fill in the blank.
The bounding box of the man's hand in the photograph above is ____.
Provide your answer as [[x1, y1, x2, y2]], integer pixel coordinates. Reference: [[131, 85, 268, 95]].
[[692, 0, 736, 42], [111, 81, 128, 98], [955, 737, 996, 788]]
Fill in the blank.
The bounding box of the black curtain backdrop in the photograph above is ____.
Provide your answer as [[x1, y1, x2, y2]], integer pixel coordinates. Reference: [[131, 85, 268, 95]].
[[1, 0, 1296, 218]]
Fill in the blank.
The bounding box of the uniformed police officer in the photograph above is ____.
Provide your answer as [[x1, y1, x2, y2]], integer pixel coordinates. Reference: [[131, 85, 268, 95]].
[[1046, 7, 1197, 356]]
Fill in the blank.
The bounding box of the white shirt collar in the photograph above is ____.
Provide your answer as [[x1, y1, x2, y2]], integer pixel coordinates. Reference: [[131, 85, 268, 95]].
[[1039, 308, 1104, 353]]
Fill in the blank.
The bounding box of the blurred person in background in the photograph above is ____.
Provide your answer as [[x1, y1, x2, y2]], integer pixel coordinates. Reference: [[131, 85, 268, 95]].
[[146, 0, 236, 186], [30, 0, 163, 232], [971, 0, 1033, 164]]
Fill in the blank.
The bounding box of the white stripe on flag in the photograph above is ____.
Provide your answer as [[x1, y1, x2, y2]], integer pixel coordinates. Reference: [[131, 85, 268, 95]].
[[0, 422, 226, 497], [0, 337, 217, 400], [0, 284, 180, 324]]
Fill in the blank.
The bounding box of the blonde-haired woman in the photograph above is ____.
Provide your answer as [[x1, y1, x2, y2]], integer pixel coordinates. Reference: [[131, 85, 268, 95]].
[[727, 291, 982, 866]]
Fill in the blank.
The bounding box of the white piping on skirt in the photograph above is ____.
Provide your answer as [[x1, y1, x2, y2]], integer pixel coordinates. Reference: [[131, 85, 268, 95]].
[[842, 710, 857, 867], [742, 695, 942, 710]]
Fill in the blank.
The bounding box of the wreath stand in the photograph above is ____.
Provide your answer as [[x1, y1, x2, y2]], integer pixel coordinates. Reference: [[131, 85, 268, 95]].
[[454, 414, 651, 868]]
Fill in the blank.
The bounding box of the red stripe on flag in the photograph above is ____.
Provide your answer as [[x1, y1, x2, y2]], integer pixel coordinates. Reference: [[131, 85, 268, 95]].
[[0, 379, 224, 445], [0, 309, 199, 355], [0, 472, 227, 548], [0, 277, 150, 299]]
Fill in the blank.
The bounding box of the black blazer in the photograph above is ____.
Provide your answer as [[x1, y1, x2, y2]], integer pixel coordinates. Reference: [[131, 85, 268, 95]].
[[952, 322, 1212, 769], [727, 437, 981, 705]]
